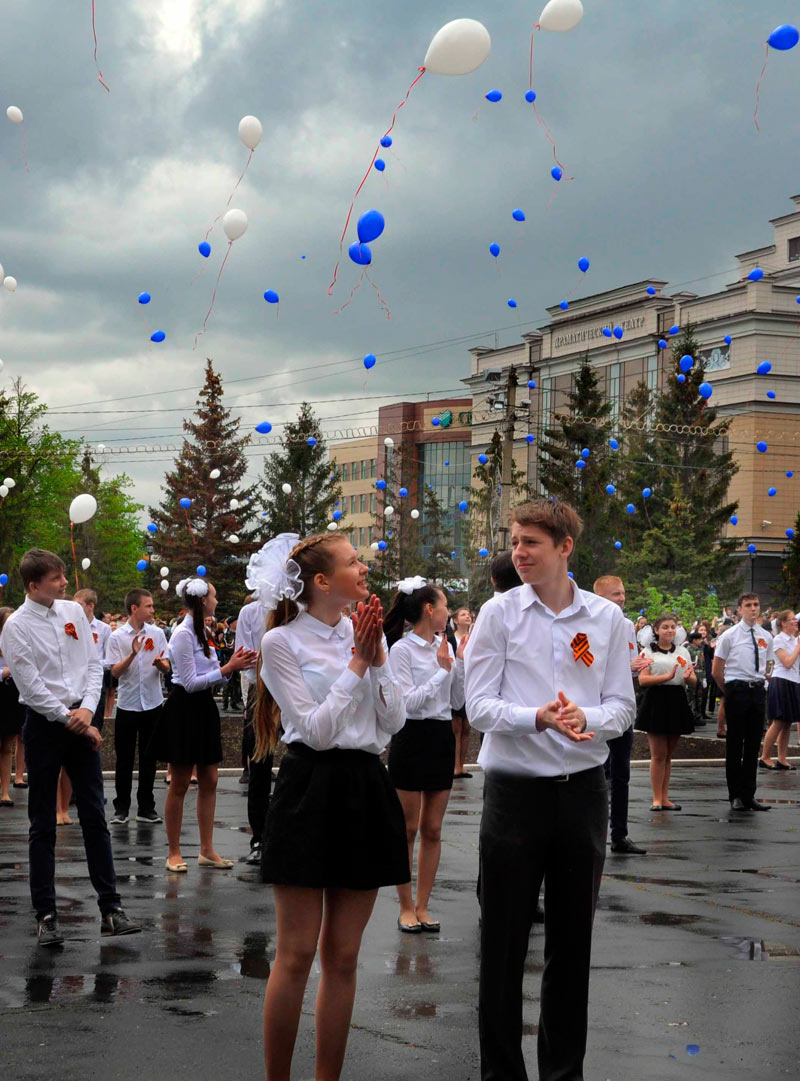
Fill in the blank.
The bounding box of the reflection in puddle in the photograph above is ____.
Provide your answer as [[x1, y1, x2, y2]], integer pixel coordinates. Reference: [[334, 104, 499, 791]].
[[236, 931, 271, 980], [639, 912, 702, 927], [389, 1000, 437, 1019]]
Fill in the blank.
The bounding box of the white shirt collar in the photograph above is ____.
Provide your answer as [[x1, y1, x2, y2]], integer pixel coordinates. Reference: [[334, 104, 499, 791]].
[[296, 610, 348, 640], [22, 595, 59, 619], [519, 578, 588, 620], [407, 631, 437, 649]]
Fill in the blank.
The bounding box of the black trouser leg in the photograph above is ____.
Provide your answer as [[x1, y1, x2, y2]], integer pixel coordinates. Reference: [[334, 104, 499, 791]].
[[241, 680, 253, 771], [605, 726, 632, 843], [242, 684, 272, 848], [113, 709, 138, 816], [724, 685, 765, 803], [135, 707, 161, 816], [23, 712, 63, 917], [92, 687, 107, 734]]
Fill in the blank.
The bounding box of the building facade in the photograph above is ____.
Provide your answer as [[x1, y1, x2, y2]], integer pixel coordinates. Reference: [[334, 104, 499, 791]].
[[328, 436, 378, 556]]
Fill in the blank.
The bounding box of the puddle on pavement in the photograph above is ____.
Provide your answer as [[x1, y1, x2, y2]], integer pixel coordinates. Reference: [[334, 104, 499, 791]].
[[639, 912, 703, 927], [447, 809, 479, 816], [389, 1000, 438, 1019], [234, 931, 271, 980], [605, 873, 706, 889]]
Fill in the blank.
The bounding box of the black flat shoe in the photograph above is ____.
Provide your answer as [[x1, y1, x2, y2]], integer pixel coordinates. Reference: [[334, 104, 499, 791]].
[[397, 917, 422, 934], [419, 920, 441, 933], [662, 803, 682, 811], [758, 759, 776, 770], [774, 761, 797, 771], [650, 804, 664, 811], [12, 781, 28, 789]]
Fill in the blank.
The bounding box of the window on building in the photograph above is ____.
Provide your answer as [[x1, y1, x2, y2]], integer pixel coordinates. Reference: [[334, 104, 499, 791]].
[[370, 493, 376, 514], [788, 236, 800, 262], [608, 363, 621, 423], [370, 458, 377, 477], [360, 493, 367, 513], [359, 459, 367, 480], [349, 494, 356, 515], [341, 462, 349, 482], [358, 527, 365, 546]]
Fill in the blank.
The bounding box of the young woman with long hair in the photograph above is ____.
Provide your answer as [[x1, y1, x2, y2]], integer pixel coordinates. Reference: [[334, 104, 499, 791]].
[[384, 579, 466, 933], [448, 606, 473, 780], [0, 606, 25, 808], [253, 533, 408, 1081], [155, 577, 257, 872], [760, 609, 800, 771], [634, 613, 697, 810]]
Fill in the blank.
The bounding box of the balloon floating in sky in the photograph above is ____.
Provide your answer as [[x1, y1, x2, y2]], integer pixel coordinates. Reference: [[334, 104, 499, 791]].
[[424, 18, 492, 75], [363, 353, 376, 370], [538, 0, 585, 33], [768, 487, 777, 497], [459, 500, 468, 512], [626, 504, 635, 515], [578, 257, 590, 273], [613, 326, 623, 340], [508, 299, 517, 309], [602, 328, 613, 338], [609, 438, 619, 450], [150, 330, 165, 343], [757, 361, 772, 375], [263, 290, 279, 304], [679, 355, 694, 372], [179, 497, 192, 509], [748, 267, 764, 281], [485, 89, 502, 102], [512, 208, 526, 222], [698, 382, 713, 399], [525, 89, 537, 102], [4, 277, 17, 292], [730, 515, 738, 525], [658, 338, 667, 349], [767, 24, 799, 49], [677, 374, 686, 383], [239, 115, 263, 150], [198, 242, 211, 258], [551, 166, 563, 181], [489, 243, 500, 257], [380, 136, 393, 148], [614, 541, 622, 550], [307, 437, 317, 447], [478, 453, 488, 464], [136, 559, 148, 571], [147, 523, 158, 534], [6, 106, 23, 124], [138, 292, 151, 305], [724, 334, 732, 345], [357, 209, 385, 244], [560, 300, 569, 310], [69, 493, 98, 524], [646, 286, 656, 296], [748, 544, 757, 554], [223, 208, 248, 241], [374, 158, 386, 171], [196, 565, 207, 577], [348, 242, 372, 266]]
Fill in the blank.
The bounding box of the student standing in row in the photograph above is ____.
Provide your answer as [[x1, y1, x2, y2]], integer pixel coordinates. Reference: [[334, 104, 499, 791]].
[[75, 588, 112, 731], [0, 606, 25, 808], [255, 533, 408, 1081], [386, 578, 466, 934], [1, 549, 140, 946], [760, 609, 800, 770], [449, 606, 473, 780]]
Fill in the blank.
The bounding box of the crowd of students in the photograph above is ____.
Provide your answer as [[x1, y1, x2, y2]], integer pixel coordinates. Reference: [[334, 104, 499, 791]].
[[0, 501, 796, 1081]]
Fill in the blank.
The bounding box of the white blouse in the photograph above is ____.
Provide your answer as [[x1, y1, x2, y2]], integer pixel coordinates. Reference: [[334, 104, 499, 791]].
[[168, 616, 226, 692], [260, 610, 405, 754], [771, 632, 800, 683], [389, 632, 465, 720], [645, 643, 694, 686]]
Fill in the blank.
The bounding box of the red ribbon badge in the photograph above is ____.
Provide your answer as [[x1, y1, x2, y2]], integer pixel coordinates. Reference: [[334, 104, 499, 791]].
[[93, 632, 99, 644], [571, 633, 594, 667], [144, 638, 155, 652], [677, 655, 687, 667], [64, 623, 79, 641], [758, 639, 767, 649]]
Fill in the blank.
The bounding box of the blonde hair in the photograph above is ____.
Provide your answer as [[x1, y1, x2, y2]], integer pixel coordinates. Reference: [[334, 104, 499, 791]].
[[593, 574, 622, 594], [252, 533, 346, 760]]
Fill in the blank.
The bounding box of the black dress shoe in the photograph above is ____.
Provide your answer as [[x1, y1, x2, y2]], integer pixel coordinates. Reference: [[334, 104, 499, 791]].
[[758, 759, 776, 770], [730, 798, 749, 811], [746, 799, 771, 812], [37, 913, 65, 947], [611, 837, 647, 855], [101, 908, 142, 937], [774, 761, 797, 771]]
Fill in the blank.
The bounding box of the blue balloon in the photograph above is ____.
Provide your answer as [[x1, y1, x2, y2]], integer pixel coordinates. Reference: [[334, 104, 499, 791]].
[[458, 500, 468, 512], [757, 361, 772, 375], [613, 326, 623, 339], [677, 374, 686, 383], [485, 89, 502, 102], [147, 523, 158, 533], [581, 448, 590, 459], [478, 453, 488, 464], [489, 242, 501, 257], [724, 334, 732, 345], [198, 242, 211, 258], [748, 267, 764, 281], [136, 559, 147, 571], [575, 460, 586, 469], [348, 242, 372, 266], [179, 497, 191, 509], [399, 487, 408, 497], [263, 290, 279, 304], [380, 136, 393, 148], [363, 353, 376, 370], [699, 382, 713, 399], [767, 390, 776, 399], [658, 338, 667, 349], [444, 461, 450, 467], [679, 354, 694, 372], [787, 528, 796, 539], [686, 1045, 701, 1058], [334, 499, 340, 506], [376, 479, 387, 490], [787, 471, 794, 478], [374, 158, 386, 172], [730, 515, 738, 525], [0, 574, 7, 586], [567, 571, 574, 580], [609, 438, 619, 450], [642, 487, 652, 498], [614, 541, 622, 550], [578, 257, 590, 273], [432, 417, 441, 426], [646, 286, 656, 295], [333, 510, 342, 520], [256, 421, 272, 434], [669, 324, 679, 335], [307, 437, 317, 447], [757, 441, 768, 453], [508, 299, 518, 309], [551, 166, 563, 181], [605, 484, 616, 495], [525, 89, 537, 103], [451, 550, 457, 559], [525, 434, 535, 444], [478, 548, 490, 557], [196, 565, 207, 577], [626, 504, 635, 515], [151, 330, 166, 343], [768, 487, 777, 497], [748, 544, 756, 554], [528, 379, 536, 389], [512, 208, 526, 222], [560, 300, 569, 310], [602, 327, 613, 338], [138, 292, 151, 304], [357, 209, 385, 244]]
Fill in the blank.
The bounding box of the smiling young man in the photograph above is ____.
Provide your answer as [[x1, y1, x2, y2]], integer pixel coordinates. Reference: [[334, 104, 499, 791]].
[[465, 501, 635, 1081], [0, 549, 141, 946]]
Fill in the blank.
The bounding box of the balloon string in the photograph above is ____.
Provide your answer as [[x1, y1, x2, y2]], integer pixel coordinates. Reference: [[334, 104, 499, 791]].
[[328, 66, 426, 295], [91, 1, 110, 92], [365, 272, 391, 320], [333, 271, 366, 315], [204, 149, 254, 241], [70, 522, 80, 592], [753, 43, 769, 133], [529, 23, 539, 88], [194, 241, 232, 348], [183, 508, 197, 545], [532, 102, 571, 178]]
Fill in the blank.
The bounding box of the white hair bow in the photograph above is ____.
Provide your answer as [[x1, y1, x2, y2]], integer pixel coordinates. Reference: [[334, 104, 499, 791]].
[[245, 533, 303, 610], [176, 577, 209, 599], [397, 575, 427, 595]]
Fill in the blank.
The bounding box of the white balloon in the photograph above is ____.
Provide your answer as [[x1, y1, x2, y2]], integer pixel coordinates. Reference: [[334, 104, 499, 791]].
[[209, 468, 221, 480], [0, 360, 4, 372], [81, 557, 91, 570], [69, 493, 98, 524], [228, 534, 240, 544], [6, 106, 23, 124], [370, 541, 380, 551], [327, 521, 338, 531], [424, 18, 491, 76], [410, 509, 420, 519], [0, 486, 8, 498], [160, 566, 170, 577], [238, 115, 263, 150], [223, 208, 248, 241], [3, 277, 17, 292], [0, 263, 4, 279], [160, 579, 170, 591], [230, 498, 239, 509], [538, 0, 584, 32], [281, 482, 292, 495], [383, 437, 394, 447], [384, 506, 394, 517], [97, 443, 106, 452], [3, 478, 14, 488]]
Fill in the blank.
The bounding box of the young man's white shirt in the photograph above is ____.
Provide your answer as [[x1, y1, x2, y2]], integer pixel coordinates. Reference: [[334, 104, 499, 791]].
[[715, 621, 774, 683], [89, 617, 112, 668], [106, 622, 168, 711]]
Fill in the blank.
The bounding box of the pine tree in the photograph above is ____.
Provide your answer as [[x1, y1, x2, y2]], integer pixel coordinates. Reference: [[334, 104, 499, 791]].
[[538, 357, 621, 585], [259, 402, 343, 538], [368, 443, 421, 600], [149, 360, 259, 612], [779, 512, 800, 606], [419, 485, 455, 585]]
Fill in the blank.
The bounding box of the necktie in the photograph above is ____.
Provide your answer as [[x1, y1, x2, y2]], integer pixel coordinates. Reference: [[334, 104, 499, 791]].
[[749, 627, 759, 673]]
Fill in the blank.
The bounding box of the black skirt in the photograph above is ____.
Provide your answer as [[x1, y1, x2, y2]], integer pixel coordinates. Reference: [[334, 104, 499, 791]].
[[262, 743, 410, 890], [634, 685, 695, 736], [767, 677, 800, 725], [0, 677, 25, 738], [388, 718, 455, 791], [152, 685, 223, 765]]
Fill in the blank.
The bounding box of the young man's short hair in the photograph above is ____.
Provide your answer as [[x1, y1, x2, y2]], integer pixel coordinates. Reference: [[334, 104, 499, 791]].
[[124, 588, 152, 614], [593, 574, 622, 594], [737, 592, 760, 608], [511, 499, 583, 545], [74, 588, 98, 605], [490, 551, 522, 593], [20, 549, 66, 590]]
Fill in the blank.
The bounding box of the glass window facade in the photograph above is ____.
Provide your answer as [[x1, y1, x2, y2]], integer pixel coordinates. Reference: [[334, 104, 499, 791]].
[[341, 462, 349, 482], [417, 440, 471, 566], [360, 493, 367, 513]]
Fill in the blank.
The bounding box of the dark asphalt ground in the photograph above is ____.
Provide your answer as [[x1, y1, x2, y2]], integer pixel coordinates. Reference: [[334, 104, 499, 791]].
[[1, 763, 798, 1081]]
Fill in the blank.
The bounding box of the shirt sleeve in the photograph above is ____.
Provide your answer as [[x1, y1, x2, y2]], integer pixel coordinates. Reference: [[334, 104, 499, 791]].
[[389, 640, 450, 716], [0, 622, 70, 723], [369, 649, 406, 737], [581, 607, 637, 737], [260, 630, 362, 750], [78, 609, 103, 714], [449, 655, 465, 709], [106, 633, 124, 666], [170, 629, 223, 692], [100, 624, 113, 669], [714, 630, 732, 661], [464, 603, 542, 735]]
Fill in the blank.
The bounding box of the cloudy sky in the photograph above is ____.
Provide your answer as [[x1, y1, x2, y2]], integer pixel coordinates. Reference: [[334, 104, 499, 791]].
[[0, 0, 797, 515]]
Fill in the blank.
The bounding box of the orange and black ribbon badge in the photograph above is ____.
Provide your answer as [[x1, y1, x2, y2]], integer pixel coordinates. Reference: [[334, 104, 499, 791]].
[[144, 638, 155, 652], [93, 632, 99, 644], [571, 632, 594, 667], [64, 623, 79, 641]]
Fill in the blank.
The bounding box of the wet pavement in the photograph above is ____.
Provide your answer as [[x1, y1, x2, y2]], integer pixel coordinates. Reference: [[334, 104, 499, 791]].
[[1, 764, 798, 1081]]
